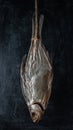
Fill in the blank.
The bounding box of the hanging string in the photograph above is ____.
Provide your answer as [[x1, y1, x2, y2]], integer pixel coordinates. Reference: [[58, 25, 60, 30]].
[[35, 0, 39, 38]]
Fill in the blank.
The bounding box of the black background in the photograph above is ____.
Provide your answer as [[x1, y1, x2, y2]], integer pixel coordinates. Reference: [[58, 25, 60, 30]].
[[0, 0, 73, 130]]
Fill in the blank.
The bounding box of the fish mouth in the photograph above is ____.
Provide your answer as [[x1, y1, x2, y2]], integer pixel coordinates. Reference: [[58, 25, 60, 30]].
[[29, 102, 45, 123]]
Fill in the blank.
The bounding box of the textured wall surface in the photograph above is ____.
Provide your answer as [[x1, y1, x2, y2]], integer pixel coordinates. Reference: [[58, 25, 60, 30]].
[[0, 0, 73, 129]]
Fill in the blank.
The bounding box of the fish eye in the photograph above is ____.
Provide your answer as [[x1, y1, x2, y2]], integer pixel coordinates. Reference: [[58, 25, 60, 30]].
[[31, 112, 36, 118]]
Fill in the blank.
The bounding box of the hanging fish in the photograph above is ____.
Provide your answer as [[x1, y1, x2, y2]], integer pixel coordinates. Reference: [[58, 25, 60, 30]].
[[20, 0, 53, 123]]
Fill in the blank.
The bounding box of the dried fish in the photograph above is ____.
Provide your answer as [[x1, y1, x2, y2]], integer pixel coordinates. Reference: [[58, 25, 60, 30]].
[[20, 0, 53, 123]]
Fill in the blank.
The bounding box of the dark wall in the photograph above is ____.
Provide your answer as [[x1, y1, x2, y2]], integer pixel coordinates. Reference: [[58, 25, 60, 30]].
[[0, 0, 73, 129]]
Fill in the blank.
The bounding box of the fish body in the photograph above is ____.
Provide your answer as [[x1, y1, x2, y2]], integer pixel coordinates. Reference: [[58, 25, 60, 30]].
[[20, 0, 53, 123]]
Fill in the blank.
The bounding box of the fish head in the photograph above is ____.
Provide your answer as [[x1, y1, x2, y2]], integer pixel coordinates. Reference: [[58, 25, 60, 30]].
[[29, 103, 44, 123]]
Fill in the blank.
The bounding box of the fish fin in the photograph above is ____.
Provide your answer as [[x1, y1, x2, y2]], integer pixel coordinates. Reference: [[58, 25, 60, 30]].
[[20, 54, 27, 79], [47, 87, 51, 101], [48, 72, 53, 90], [39, 15, 44, 38], [31, 15, 35, 39]]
